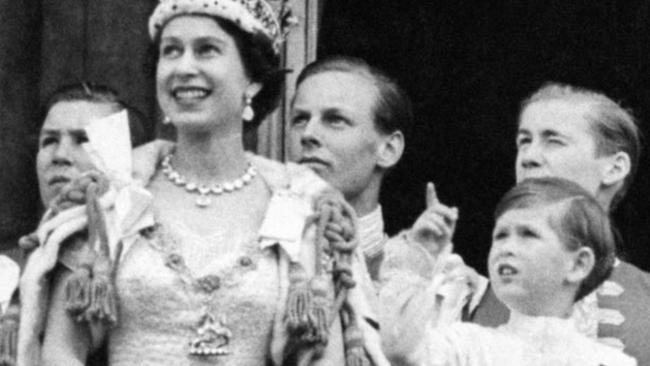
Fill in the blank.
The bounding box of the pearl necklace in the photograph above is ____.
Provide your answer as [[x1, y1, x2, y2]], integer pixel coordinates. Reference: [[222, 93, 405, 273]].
[[161, 154, 257, 208]]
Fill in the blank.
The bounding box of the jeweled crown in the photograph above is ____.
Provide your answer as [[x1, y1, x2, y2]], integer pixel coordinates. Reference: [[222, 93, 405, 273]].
[[148, 0, 295, 54]]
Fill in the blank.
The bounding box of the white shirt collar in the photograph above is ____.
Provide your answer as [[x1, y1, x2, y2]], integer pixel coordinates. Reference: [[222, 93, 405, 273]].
[[505, 308, 576, 340], [357, 205, 386, 257]]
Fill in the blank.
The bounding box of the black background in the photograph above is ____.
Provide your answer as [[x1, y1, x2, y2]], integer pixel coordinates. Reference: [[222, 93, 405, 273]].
[[319, 0, 650, 274]]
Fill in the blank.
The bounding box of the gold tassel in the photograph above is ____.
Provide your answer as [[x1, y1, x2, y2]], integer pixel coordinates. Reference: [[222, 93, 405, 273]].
[[44, 172, 119, 325], [307, 275, 331, 345], [59, 177, 98, 318], [84, 273, 118, 324], [50, 171, 108, 215], [343, 309, 370, 366], [285, 262, 313, 335], [84, 243, 122, 326], [285, 191, 360, 363], [0, 304, 19, 366], [83, 183, 118, 326], [345, 345, 370, 366], [64, 265, 92, 318]]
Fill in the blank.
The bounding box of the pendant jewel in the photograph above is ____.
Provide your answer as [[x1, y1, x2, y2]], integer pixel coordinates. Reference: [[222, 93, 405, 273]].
[[153, 228, 261, 360], [188, 311, 232, 356], [161, 154, 257, 208], [198, 186, 210, 195], [195, 195, 212, 208], [186, 182, 197, 191]]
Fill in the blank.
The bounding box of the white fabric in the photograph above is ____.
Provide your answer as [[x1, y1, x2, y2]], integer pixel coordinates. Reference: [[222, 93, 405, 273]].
[[357, 205, 387, 258], [109, 214, 280, 366], [259, 189, 314, 262], [0, 255, 19, 315], [83, 111, 155, 261], [380, 232, 487, 328], [83, 110, 132, 185], [399, 310, 636, 366], [379, 235, 634, 366]]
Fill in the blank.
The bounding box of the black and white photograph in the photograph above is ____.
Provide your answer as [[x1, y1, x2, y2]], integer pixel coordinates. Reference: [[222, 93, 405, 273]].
[[1, 1, 649, 365]]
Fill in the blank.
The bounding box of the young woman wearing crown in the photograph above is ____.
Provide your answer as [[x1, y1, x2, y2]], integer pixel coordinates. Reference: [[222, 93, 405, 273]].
[[17, 1, 388, 365]]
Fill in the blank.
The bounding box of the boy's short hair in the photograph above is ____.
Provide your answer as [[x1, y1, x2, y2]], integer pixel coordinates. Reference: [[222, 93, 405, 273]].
[[519, 82, 641, 209], [494, 177, 616, 301]]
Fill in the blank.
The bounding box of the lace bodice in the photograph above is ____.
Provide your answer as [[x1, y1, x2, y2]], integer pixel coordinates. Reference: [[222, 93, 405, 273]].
[[109, 214, 280, 366], [101, 154, 387, 366]]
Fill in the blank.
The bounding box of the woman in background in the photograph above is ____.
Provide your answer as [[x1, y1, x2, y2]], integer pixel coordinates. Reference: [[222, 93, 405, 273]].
[[16, 82, 148, 366]]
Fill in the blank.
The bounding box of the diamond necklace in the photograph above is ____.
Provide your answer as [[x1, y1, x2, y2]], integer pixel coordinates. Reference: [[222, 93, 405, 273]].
[[161, 154, 257, 208]]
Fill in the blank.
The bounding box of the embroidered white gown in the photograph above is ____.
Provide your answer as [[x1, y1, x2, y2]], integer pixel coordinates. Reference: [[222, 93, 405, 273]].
[[105, 155, 387, 366], [109, 213, 280, 366]]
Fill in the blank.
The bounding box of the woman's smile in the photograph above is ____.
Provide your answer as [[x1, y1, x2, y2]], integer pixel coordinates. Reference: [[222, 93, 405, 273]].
[[171, 86, 213, 105], [172, 87, 211, 100]]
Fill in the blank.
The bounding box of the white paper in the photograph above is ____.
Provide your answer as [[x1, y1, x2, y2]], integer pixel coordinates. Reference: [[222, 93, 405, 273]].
[[83, 109, 132, 185], [259, 190, 312, 261], [82, 109, 155, 262]]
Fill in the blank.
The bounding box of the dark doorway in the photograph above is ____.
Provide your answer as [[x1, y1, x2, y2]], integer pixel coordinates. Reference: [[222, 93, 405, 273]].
[[319, 0, 650, 274]]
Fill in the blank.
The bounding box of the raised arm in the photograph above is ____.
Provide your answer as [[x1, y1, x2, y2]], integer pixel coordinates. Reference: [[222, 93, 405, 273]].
[[407, 182, 458, 257], [378, 183, 484, 365]]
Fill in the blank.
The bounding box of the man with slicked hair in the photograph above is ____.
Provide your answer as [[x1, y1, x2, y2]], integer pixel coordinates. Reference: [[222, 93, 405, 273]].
[[471, 82, 650, 365], [290, 56, 411, 280]]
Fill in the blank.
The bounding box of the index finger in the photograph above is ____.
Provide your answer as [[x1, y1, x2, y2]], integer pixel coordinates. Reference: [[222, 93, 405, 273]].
[[426, 182, 439, 208]]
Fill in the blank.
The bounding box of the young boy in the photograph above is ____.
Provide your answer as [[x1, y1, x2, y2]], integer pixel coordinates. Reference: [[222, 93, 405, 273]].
[[472, 83, 650, 364], [379, 177, 636, 365]]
